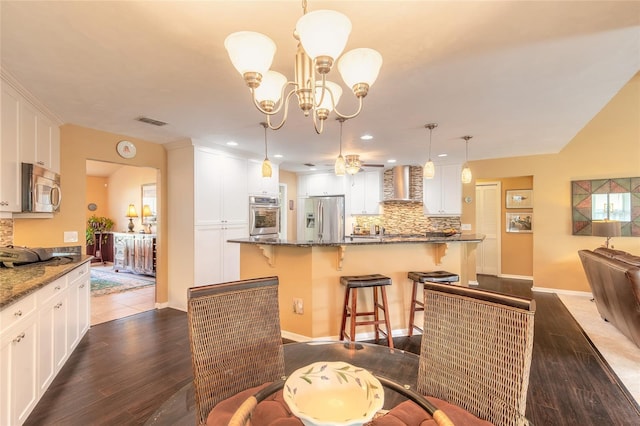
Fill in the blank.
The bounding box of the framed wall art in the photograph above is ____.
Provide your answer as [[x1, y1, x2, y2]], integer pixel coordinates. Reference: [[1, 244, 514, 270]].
[[506, 212, 533, 233], [506, 189, 533, 209]]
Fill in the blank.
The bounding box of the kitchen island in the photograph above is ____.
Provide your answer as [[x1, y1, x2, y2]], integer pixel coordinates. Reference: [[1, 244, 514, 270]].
[[228, 234, 484, 340]]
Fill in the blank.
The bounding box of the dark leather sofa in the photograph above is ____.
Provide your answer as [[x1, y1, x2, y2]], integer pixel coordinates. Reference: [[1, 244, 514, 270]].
[[578, 247, 640, 348]]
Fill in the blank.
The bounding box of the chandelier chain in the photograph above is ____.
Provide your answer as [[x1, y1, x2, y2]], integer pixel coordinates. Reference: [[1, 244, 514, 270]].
[[261, 121, 269, 159]]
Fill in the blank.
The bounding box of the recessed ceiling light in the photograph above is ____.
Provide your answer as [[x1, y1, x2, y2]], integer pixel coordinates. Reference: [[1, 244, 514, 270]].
[[387, 159, 396, 163], [273, 154, 283, 158], [360, 134, 373, 141], [437, 153, 448, 157], [309, 167, 317, 171], [226, 141, 238, 146]]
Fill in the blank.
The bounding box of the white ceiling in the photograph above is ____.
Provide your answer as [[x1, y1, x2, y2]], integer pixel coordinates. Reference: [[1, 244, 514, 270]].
[[2, 1, 639, 172]]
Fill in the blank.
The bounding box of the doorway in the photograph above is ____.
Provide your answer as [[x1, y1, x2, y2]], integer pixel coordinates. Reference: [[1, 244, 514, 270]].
[[476, 182, 501, 275], [86, 160, 158, 325]]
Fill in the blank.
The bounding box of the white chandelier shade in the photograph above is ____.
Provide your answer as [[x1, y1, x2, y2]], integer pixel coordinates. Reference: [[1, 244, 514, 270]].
[[224, 2, 382, 134], [295, 10, 352, 61], [345, 154, 362, 175], [315, 81, 343, 113], [338, 48, 383, 89], [461, 167, 472, 184], [224, 31, 276, 77], [255, 71, 288, 104]]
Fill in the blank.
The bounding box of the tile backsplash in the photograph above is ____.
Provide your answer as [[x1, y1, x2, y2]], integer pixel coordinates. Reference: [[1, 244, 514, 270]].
[[355, 202, 460, 235], [0, 219, 14, 246]]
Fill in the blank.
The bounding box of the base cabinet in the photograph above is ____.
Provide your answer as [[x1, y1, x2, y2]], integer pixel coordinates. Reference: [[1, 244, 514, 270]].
[[194, 224, 247, 286], [0, 261, 90, 425], [113, 233, 156, 276]]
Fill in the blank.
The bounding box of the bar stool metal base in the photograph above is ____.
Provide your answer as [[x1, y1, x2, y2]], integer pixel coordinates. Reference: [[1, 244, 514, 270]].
[[407, 271, 459, 336], [339, 274, 394, 348]]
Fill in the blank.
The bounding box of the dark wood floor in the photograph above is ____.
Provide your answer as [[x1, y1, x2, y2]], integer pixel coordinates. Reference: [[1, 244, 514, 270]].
[[26, 276, 640, 425]]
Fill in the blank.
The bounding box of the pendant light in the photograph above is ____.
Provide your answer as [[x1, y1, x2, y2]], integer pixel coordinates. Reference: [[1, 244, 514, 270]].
[[423, 123, 437, 179], [334, 117, 346, 176], [261, 122, 272, 178], [461, 135, 472, 184]]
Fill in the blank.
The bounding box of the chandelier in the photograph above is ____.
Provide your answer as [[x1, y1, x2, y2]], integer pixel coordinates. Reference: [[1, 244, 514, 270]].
[[224, 0, 383, 134]]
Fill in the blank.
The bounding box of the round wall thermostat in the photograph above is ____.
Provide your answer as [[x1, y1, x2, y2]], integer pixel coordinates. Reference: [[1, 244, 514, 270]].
[[116, 140, 137, 159]]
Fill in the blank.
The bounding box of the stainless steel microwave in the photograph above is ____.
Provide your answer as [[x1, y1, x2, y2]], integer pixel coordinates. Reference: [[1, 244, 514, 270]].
[[21, 163, 62, 213]]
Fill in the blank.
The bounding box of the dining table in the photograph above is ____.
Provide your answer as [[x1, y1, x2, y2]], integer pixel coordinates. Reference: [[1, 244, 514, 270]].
[[145, 341, 421, 425]]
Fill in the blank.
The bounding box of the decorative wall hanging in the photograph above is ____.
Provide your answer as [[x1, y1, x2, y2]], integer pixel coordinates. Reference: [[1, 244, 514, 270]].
[[571, 177, 640, 236], [506, 212, 533, 233], [506, 189, 533, 209]]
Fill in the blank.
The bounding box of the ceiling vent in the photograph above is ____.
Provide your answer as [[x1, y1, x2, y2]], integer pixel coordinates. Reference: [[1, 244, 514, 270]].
[[136, 116, 168, 126]]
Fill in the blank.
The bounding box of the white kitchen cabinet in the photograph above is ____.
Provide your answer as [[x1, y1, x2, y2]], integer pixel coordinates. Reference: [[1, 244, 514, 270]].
[[247, 160, 280, 196], [423, 164, 462, 216], [67, 262, 90, 351], [194, 223, 248, 286], [348, 171, 381, 215], [298, 172, 346, 197], [194, 148, 248, 225], [0, 310, 38, 426], [1, 262, 91, 425], [36, 276, 67, 396], [0, 80, 22, 213], [20, 99, 59, 173]]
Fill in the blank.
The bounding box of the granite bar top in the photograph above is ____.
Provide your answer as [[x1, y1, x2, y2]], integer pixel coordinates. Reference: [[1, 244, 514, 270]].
[[0, 248, 93, 309], [227, 234, 485, 247]]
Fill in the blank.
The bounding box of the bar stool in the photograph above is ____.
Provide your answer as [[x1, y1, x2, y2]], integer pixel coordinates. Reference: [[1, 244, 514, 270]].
[[339, 274, 394, 348], [407, 271, 459, 336]]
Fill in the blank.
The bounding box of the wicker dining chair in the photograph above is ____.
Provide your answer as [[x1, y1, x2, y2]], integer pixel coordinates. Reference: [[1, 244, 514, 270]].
[[418, 282, 536, 426], [187, 276, 285, 426]]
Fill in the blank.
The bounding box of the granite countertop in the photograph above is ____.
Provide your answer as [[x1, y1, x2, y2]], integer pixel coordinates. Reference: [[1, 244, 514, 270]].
[[0, 254, 93, 309], [227, 234, 485, 247]]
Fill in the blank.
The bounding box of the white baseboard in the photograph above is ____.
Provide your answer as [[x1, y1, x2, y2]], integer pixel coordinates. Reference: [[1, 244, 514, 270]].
[[155, 302, 170, 309], [532, 286, 592, 298], [499, 274, 534, 281]]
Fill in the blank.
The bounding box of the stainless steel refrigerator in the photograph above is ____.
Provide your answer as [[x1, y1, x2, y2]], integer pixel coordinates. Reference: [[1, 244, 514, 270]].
[[304, 195, 345, 242]]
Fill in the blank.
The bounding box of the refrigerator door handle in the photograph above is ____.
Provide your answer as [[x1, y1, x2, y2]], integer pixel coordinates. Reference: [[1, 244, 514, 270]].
[[318, 201, 324, 240]]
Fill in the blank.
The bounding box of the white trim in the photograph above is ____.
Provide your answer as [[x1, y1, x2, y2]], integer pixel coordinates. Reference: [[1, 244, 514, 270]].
[[1, 67, 64, 125], [499, 273, 533, 281], [155, 302, 170, 309], [532, 287, 592, 297]]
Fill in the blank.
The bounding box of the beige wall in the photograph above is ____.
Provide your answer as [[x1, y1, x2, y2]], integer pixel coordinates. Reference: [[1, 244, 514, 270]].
[[279, 170, 298, 239], [13, 124, 168, 303], [85, 176, 109, 222], [107, 166, 157, 232], [465, 73, 640, 292]]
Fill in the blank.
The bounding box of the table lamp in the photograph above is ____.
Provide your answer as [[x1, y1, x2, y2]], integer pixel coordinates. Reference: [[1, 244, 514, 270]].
[[592, 220, 621, 248], [142, 204, 153, 234], [125, 204, 138, 233]]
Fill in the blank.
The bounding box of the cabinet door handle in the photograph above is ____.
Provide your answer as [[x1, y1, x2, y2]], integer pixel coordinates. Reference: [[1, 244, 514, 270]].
[[79, 284, 85, 288], [54, 302, 63, 309], [55, 285, 61, 290], [14, 310, 22, 317], [37, 161, 45, 166], [13, 332, 26, 343]]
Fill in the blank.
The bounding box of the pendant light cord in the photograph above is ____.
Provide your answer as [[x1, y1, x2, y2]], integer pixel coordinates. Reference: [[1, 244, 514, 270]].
[[339, 118, 343, 156], [261, 121, 269, 160]]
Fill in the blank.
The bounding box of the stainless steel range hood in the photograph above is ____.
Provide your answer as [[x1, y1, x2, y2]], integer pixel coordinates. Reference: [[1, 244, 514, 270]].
[[382, 165, 423, 203]]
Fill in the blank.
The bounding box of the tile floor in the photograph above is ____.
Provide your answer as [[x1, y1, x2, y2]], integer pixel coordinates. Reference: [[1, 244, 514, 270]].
[[90, 264, 156, 325]]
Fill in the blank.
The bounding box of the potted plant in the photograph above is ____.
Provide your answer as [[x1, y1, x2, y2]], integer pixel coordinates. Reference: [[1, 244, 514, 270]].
[[86, 215, 114, 246]]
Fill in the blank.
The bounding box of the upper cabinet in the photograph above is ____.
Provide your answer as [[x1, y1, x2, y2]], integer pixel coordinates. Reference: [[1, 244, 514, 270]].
[[194, 148, 248, 226], [0, 77, 60, 214], [0, 81, 22, 212], [247, 160, 280, 196], [299, 172, 346, 197], [423, 164, 462, 216], [348, 170, 382, 215]]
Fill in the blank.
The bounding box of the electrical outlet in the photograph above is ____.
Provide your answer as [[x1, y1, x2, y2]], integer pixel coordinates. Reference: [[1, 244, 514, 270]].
[[63, 231, 78, 243], [461, 224, 472, 231], [293, 298, 304, 315]]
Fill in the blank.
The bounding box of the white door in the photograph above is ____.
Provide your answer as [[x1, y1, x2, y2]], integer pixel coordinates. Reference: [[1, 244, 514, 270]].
[[476, 182, 500, 275]]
